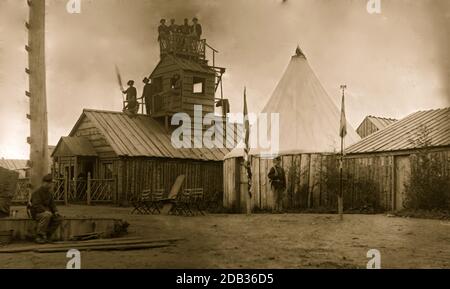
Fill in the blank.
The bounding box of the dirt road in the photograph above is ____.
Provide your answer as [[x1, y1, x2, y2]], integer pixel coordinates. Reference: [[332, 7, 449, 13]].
[[1, 205, 449, 269]]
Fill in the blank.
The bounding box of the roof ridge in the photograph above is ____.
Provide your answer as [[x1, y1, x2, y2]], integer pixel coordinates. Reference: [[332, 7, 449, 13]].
[[367, 115, 397, 121], [83, 108, 127, 114]]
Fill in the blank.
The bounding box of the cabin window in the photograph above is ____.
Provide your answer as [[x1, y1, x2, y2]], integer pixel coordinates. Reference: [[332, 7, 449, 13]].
[[103, 163, 113, 179], [193, 77, 205, 94]]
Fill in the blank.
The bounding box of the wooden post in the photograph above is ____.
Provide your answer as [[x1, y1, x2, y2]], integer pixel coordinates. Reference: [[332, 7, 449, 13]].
[[117, 160, 124, 206], [73, 156, 78, 200], [28, 0, 49, 191], [338, 150, 344, 221], [64, 172, 68, 206], [87, 172, 91, 206], [112, 174, 118, 205]]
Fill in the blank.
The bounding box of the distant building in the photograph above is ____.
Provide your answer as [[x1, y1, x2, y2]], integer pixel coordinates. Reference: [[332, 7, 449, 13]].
[[0, 146, 54, 179], [356, 115, 397, 139], [0, 159, 28, 179], [347, 107, 450, 211]]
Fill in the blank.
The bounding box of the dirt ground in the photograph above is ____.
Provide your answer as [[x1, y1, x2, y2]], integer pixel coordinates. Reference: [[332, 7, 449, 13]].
[[1, 205, 449, 269]]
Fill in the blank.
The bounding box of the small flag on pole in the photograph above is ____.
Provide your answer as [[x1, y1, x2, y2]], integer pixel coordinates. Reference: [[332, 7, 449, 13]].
[[339, 85, 347, 138], [244, 87, 250, 156], [243, 87, 252, 203]]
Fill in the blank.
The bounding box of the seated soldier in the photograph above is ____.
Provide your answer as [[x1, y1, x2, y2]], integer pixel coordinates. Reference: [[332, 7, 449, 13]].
[[29, 174, 62, 244]]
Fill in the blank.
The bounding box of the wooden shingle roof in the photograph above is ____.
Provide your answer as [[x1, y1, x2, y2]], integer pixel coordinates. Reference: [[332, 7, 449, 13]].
[[69, 109, 233, 161]]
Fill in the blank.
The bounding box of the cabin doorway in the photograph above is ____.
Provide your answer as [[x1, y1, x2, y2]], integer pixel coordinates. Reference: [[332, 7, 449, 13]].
[[394, 155, 411, 211]]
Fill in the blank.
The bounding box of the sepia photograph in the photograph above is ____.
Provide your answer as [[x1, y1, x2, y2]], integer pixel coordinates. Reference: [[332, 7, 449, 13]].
[[0, 0, 449, 278]]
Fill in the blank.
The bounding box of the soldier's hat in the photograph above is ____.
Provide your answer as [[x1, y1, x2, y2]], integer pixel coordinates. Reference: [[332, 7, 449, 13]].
[[42, 174, 53, 183], [127, 80, 134, 86], [192, 17, 198, 22], [160, 19, 166, 24]]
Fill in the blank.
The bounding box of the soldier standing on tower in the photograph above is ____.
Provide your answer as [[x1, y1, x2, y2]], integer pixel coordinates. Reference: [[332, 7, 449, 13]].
[[191, 17, 202, 40], [123, 80, 139, 115], [141, 77, 153, 115], [158, 19, 169, 42], [169, 19, 179, 34], [180, 18, 191, 35]]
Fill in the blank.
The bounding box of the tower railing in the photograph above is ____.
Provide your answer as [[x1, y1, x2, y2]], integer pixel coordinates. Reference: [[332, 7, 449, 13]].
[[159, 33, 207, 61]]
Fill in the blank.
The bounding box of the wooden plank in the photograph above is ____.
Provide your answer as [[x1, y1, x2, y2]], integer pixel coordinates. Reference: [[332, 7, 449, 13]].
[[282, 155, 293, 210], [308, 154, 317, 208], [259, 158, 267, 210], [183, 96, 214, 106], [223, 159, 228, 208], [251, 157, 260, 210], [292, 154, 302, 208], [299, 154, 310, 208], [389, 156, 395, 211], [320, 155, 328, 207], [37, 242, 173, 253], [239, 160, 247, 213], [266, 158, 274, 210]]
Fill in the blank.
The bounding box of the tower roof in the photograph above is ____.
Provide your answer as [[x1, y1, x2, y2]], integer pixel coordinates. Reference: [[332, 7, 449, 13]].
[[295, 45, 306, 58]]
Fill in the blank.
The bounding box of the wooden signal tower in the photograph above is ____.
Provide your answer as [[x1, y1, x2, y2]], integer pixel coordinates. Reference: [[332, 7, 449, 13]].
[[147, 29, 228, 124]]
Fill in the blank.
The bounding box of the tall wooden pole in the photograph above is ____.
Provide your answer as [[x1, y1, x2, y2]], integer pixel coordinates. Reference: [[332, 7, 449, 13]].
[[339, 136, 344, 220], [27, 0, 49, 190], [338, 84, 347, 221]]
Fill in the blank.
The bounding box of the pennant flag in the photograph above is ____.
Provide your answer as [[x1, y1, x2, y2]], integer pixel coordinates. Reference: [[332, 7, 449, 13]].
[[243, 87, 252, 199], [339, 89, 347, 138]]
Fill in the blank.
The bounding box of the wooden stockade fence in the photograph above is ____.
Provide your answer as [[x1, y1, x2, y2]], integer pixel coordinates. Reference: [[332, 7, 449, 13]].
[[224, 150, 450, 213]]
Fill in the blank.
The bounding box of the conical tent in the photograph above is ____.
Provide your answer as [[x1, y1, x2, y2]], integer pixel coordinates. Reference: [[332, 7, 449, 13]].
[[226, 50, 360, 158]]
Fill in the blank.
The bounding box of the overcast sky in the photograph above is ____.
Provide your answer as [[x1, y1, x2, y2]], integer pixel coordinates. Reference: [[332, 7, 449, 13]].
[[0, 0, 449, 159]]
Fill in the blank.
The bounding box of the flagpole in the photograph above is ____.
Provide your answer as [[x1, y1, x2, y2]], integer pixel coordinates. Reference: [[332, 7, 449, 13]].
[[339, 132, 344, 221], [338, 84, 347, 221]]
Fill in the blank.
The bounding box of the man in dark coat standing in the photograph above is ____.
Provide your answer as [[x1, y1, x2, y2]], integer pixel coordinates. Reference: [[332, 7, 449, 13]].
[[169, 18, 179, 34], [141, 77, 153, 115], [191, 17, 202, 40], [158, 18, 169, 42], [29, 174, 62, 244], [268, 156, 286, 213], [180, 18, 191, 35]]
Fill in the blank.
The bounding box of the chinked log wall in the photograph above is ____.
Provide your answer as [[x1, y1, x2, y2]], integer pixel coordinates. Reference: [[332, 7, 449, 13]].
[[223, 150, 450, 213], [116, 157, 223, 204]]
